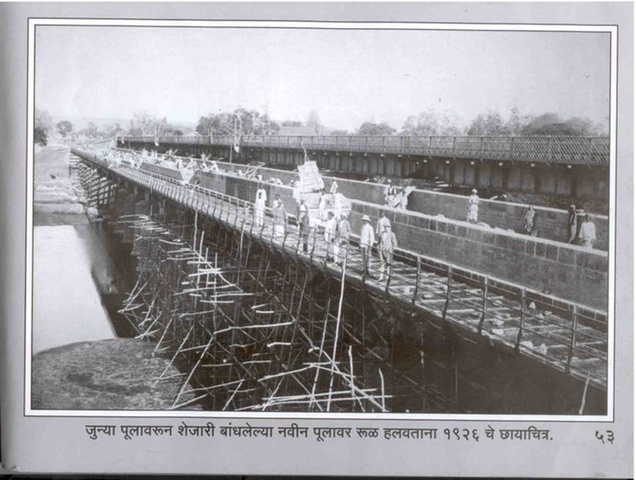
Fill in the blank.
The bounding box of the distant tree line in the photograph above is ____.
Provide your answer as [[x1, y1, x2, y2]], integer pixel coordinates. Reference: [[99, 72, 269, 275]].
[[356, 107, 606, 137], [33, 105, 607, 147]]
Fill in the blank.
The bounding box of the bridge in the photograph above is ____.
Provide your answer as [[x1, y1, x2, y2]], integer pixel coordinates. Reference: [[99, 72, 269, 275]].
[[120, 135, 610, 201], [70, 147, 608, 413]]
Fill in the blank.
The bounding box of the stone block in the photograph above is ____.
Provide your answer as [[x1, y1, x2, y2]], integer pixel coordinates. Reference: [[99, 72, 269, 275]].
[[545, 244, 558, 261], [557, 247, 575, 265]]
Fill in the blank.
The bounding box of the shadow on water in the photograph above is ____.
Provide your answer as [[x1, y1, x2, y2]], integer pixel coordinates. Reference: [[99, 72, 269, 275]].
[[74, 221, 139, 338]]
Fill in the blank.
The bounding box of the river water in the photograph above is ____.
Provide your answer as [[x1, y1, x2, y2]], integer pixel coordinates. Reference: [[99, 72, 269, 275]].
[[32, 223, 133, 355]]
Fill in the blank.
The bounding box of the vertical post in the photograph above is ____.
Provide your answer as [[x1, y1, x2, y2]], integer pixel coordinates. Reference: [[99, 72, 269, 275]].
[[566, 306, 578, 372], [442, 266, 453, 321], [477, 277, 489, 335], [412, 256, 421, 304], [515, 288, 526, 350]]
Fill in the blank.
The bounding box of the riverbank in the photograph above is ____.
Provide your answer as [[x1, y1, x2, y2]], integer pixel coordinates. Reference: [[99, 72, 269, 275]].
[[32, 145, 193, 410], [32, 339, 199, 410], [33, 144, 97, 225]]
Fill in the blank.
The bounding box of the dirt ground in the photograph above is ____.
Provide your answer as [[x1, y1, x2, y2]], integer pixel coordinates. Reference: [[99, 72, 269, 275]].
[[32, 338, 200, 410]]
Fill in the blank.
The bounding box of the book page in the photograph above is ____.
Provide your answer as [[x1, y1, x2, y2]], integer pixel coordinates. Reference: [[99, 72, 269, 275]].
[[1, 2, 632, 477]]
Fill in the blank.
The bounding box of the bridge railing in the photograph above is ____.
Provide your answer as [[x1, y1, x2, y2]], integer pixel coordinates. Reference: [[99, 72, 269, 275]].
[[73, 148, 608, 386], [121, 134, 610, 165]]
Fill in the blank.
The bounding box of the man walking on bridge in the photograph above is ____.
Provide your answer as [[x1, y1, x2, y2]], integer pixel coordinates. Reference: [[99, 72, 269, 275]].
[[298, 199, 310, 253], [360, 215, 375, 276], [378, 224, 398, 283], [376, 210, 391, 237], [324, 211, 338, 262], [254, 185, 267, 228], [336, 213, 351, 265], [272, 195, 286, 237]]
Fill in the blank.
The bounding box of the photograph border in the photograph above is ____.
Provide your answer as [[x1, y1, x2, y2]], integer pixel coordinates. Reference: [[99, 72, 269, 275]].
[[25, 17, 618, 423]]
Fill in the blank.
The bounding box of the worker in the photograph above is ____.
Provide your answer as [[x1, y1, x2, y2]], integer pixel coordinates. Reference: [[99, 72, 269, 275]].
[[336, 213, 351, 265], [298, 199, 310, 253], [467, 189, 479, 223], [399, 187, 409, 211], [567, 204, 578, 244], [318, 189, 329, 222], [324, 211, 338, 262], [376, 210, 391, 237], [330, 180, 339, 195], [524, 205, 536, 235], [272, 195, 286, 237], [580, 214, 596, 249], [360, 215, 375, 276], [378, 224, 398, 282], [254, 188, 266, 228], [384, 180, 397, 206]]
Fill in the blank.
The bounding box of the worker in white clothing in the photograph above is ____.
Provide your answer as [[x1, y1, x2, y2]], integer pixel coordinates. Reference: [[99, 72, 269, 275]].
[[359, 215, 375, 276], [580, 214, 596, 249], [375, 210, 391, 237], [324, 211, 338, 262], [378, 224, 398, 282], [254, 187, 267, 227]]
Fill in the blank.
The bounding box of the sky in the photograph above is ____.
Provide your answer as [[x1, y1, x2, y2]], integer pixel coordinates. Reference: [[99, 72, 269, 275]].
[[35, 25, 612, 132]]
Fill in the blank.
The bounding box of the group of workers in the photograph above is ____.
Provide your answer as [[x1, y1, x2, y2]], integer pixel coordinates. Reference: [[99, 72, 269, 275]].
[[254, 185, 399, 281], [469, 189, 597, 250]]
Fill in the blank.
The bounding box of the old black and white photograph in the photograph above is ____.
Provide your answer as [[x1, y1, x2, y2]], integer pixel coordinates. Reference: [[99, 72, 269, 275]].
[[29, 20, 613, 416]]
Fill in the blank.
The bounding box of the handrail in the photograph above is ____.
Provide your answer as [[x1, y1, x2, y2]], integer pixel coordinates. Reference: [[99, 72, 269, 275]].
[[119, 134, 611, 165], [72, 148, 609, 387]]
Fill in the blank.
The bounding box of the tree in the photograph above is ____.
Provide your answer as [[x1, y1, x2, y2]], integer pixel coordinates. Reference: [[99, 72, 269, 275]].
[[83, 122, 99, 138], [35, 109, 53, 133], [562, 117, 603, 136], [34, 126, 48, 146], [356, 121, 396, 136], [34, 108, 53, 145], [519, 113, 561, 135], [467, 110, 510, 136], [507, 106, 523, 135], [128, 111, 163, 136], [197, 109, 280, 137], [306, 110, 323, 135], [103, 123, 124, 139], [56, 120, 73, 138], [196, 115, 217, 136], [401, 109, 462, 136]]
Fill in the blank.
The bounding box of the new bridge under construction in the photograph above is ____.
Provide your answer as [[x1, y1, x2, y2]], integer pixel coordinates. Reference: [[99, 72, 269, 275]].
[[36, 135, 610, 416]]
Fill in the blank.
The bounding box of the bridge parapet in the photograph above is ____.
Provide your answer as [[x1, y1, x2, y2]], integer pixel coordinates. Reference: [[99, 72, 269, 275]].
[[122, 134, 610, 165]]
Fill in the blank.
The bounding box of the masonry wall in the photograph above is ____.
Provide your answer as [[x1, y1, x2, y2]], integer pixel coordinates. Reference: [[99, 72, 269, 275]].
[[347, 202, 608, 311], [192, 170, 608, 311], [192, 160, 610, 251]]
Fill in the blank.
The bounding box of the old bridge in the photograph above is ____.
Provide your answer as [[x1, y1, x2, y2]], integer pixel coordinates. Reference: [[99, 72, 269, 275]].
[[121, 134, 611, 200]]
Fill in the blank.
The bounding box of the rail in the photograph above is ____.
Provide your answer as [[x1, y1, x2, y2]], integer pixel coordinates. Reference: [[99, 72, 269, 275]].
[[121, 134, 610, 165], [72, 148, 609, 389]]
